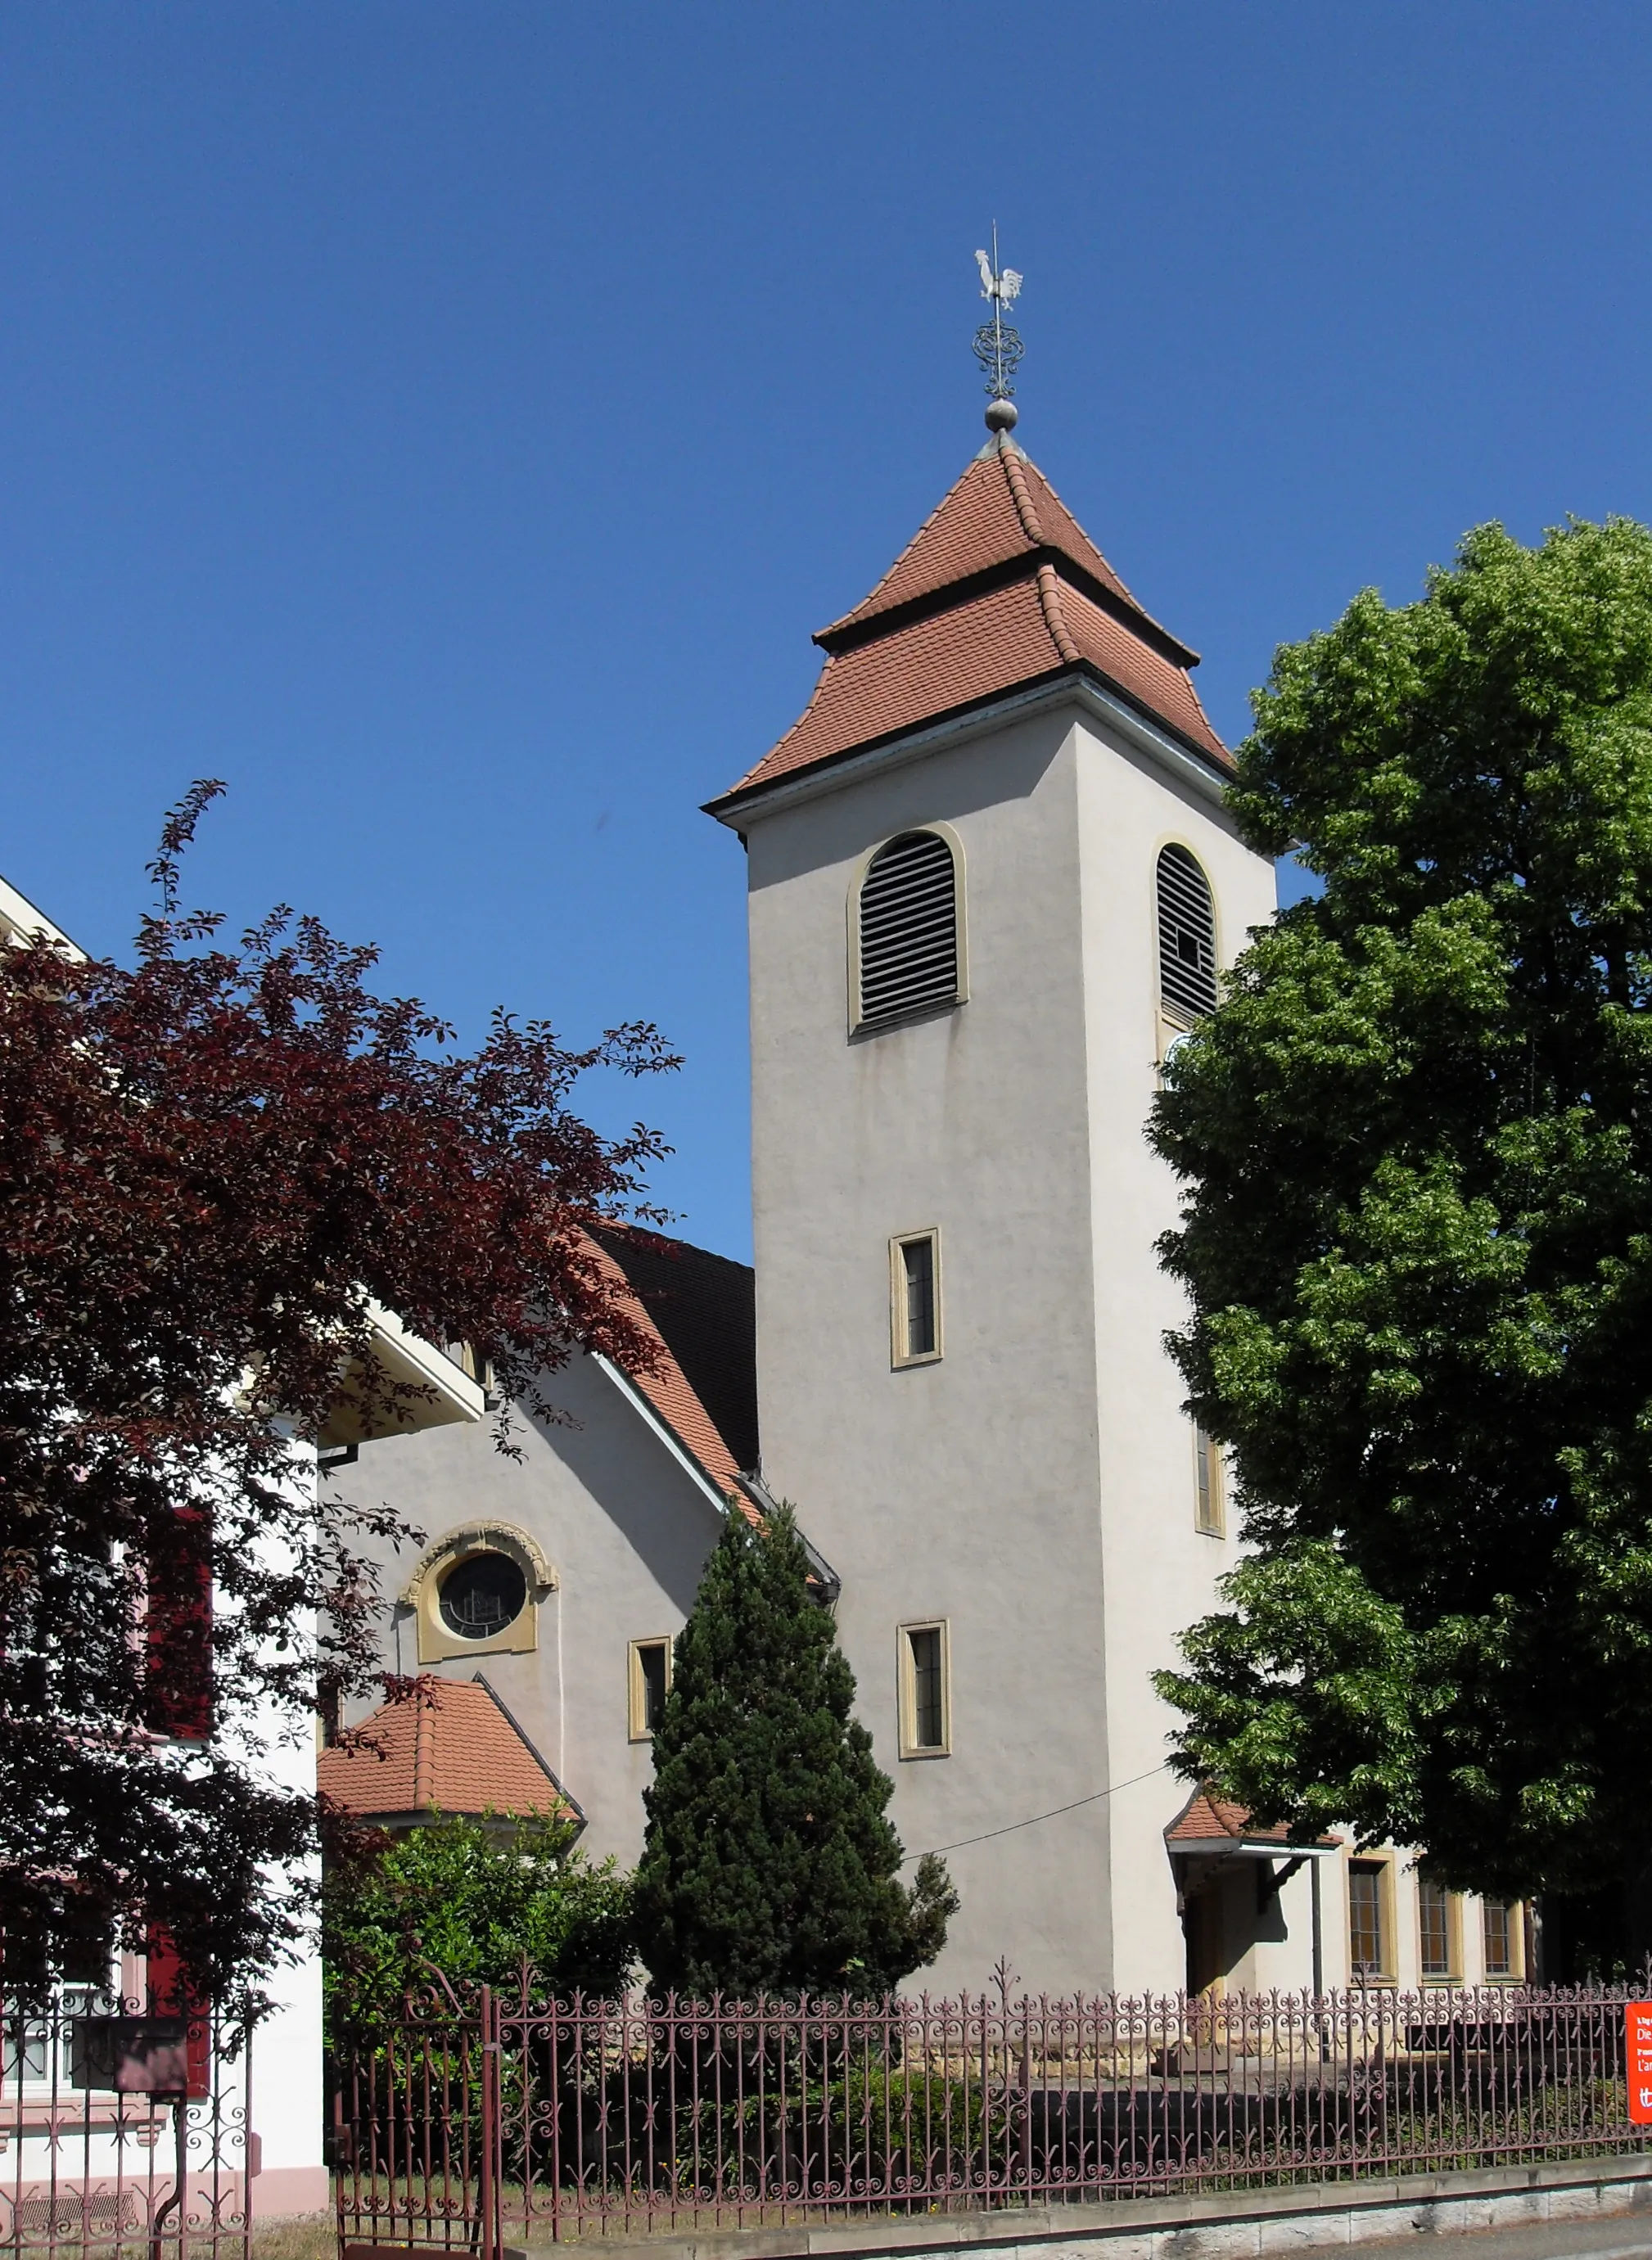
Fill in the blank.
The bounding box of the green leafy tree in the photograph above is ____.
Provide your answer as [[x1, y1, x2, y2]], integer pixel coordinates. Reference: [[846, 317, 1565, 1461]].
[[1149, 517, 1652, 1961], [322, 1810, 634, 2033], [633, 1505, 956, 1997]]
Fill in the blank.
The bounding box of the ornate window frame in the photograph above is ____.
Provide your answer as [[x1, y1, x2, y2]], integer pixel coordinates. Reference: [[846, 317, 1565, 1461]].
[[401, 1521, 556, 1665]]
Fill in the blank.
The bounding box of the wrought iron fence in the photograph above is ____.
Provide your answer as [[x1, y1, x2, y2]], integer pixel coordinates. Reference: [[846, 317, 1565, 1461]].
[[0, 1991, 251, 2260], [332, 1976, 1648, 2248]]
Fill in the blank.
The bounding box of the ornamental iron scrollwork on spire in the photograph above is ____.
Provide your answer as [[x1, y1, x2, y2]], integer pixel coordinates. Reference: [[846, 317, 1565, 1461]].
[[973, 227, 1023, 434]]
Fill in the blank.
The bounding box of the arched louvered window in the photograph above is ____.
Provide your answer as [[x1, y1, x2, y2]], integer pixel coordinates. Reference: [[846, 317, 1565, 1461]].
[[1157, 844, 1217, 1022], [855, 830, 962, 1030]]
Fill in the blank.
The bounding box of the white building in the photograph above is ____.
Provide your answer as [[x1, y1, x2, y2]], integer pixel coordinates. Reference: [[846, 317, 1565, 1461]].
[[0, 870, 487, 2227]]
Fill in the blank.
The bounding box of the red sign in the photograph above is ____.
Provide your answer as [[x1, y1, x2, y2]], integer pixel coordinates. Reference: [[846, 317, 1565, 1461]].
[[1627, 2001, 1652, 2124]]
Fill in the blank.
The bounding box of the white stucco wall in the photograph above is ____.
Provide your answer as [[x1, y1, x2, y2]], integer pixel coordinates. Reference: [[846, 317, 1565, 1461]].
[[332, 1351, 723, 1865], [739, 686, 1280, 1998], [745, 707, 1109, 1994], [229, 1437, 328, 2215], [1074, 714, 1279, 1991], [250, 1717, 325, 2215]]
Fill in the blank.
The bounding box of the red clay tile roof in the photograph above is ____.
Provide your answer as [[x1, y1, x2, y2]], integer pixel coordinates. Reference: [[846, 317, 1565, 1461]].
[[580, 1229, 761, 1527], [824, 444, 1144, 637], [318, 1676, 577, 1823], [1165, 1787, 1339, 1850], [713, 437, 1227, 810]]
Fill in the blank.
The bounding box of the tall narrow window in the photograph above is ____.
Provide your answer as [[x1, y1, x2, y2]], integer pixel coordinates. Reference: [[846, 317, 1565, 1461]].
[[1482, 1899, 1519, 1978], [899, 1622, 950, 1757], [1348, 1861, 1390, 1978], [1157, 844, 1217, 1023], [891, 1230, 941, 1365], [1194, 1423, 1225, 1536], [629, 1638, 671, 1739], [1418, 1879, 1456, 1978], [856, 831, 961, 1030]]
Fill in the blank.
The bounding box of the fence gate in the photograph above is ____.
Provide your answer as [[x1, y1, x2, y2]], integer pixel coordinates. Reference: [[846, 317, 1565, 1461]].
[[1, 1990, 251, 2260]]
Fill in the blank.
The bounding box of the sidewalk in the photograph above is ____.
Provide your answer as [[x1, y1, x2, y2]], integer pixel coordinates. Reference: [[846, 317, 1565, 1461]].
[[1284, 2221, 1652, 2260]]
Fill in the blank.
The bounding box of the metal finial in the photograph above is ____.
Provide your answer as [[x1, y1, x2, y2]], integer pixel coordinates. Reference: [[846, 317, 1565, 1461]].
[[973, 225, 1023, 433]]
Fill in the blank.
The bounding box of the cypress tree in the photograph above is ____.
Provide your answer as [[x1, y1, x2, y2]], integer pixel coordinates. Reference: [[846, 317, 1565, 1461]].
[[633, 1504, 956, 1998]]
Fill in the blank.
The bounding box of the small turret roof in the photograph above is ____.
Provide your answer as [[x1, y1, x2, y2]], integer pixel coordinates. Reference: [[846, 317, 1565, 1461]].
[[710, 436, 1228, 816], [318, 1676, 579, 1825]]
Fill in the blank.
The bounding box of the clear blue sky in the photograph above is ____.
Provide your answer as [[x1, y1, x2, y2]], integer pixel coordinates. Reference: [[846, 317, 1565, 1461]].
[[5, 3, 1650, 1261]]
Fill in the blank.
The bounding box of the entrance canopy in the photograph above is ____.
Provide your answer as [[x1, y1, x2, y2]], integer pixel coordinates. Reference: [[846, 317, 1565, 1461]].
[[1165, 1787, 1340, 1864]]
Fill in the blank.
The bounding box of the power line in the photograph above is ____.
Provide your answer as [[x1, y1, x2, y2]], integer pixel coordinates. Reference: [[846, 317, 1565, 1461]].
[[902, 1762, 1174, 1863]]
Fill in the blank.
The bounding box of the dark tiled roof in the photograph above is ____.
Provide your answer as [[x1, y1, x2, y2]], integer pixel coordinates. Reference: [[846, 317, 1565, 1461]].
[[590, 1227, 758, 1477], [580, 1228, 758, 1522]]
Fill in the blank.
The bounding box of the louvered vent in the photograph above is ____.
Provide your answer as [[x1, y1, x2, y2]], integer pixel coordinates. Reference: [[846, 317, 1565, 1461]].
[[858, 831, 959, 1028], [1157, 844, 1217, 1021]]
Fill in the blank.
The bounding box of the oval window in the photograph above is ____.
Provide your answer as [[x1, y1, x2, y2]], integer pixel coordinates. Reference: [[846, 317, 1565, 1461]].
[[438, 1551, 528, 1640]]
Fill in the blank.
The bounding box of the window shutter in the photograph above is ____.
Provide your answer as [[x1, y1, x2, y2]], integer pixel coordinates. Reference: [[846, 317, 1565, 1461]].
[[146, 1506, 212, 1741], [858, 832, 959, 1027], [1157, 844, 1216, 1021], [143, 1928, 212, 2097]]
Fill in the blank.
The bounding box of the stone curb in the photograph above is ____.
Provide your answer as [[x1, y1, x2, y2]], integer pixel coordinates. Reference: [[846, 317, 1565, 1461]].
[[380, 2149, 1652, 2260]]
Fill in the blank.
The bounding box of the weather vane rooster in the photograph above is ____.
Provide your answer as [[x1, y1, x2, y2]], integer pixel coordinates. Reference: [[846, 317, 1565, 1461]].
[[973, 228, 1024, 434]]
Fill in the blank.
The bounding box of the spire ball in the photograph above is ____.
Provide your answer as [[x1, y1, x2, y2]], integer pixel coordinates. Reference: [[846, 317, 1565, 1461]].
[[985, 397, 1018, 434]]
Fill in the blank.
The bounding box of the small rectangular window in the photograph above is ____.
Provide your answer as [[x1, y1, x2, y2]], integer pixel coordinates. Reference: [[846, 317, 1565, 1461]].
[[1348, 1860, 1391, 1979], [629, 1637, 671, 1740], [891, 1230, 941, 1366], [1194, 1423, 1225, 1536], [1417, 1878, 1457, 1979], [898, 1621, 950, 1757], [1482, 1899, 1520, 1978]]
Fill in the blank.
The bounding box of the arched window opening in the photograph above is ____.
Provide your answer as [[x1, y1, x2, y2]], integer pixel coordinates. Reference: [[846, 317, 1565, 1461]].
[[1157, 844, 1217, 1022], [856, 830, 960, 1030]]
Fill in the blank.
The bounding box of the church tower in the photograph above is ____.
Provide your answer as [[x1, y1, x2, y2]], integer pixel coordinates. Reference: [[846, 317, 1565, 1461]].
[[706, 342, 1280, 1994]]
